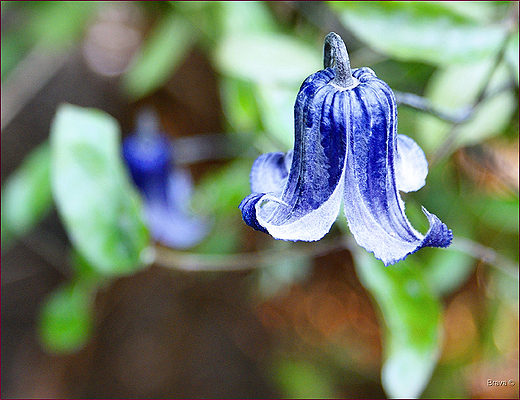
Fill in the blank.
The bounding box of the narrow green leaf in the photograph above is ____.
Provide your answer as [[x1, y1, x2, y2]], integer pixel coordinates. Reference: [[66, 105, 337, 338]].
[[123, 12, 196, 100], [1, 142, 52, 250], [50, 104, 150, 276], [505, 31, 519, 85], [353, 247, 443, 399], [329, 1, 507, 66], [38, 281, 94, 355]]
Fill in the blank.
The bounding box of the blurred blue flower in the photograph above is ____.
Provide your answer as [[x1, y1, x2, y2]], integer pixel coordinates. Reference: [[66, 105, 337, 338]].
[[239, 33, 452, 266], [123, 108, 209, 249]]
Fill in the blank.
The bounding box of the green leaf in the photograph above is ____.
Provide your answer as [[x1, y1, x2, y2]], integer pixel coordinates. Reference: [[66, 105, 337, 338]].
[[214, 33, 321, 86], [27, 1, 95, 49], [432, 1, 508, 24], [122, 12, 196, 100], [191, 159, 252, 216], [329, 1, 507, 66], [219, 1, 277, 36], [38, 281, 94, 355], [353, 247, 443, 399], [189, 159, 254, 255], [1, 30, 31, 80], [471, 194, 519, 234], [170, 1, 223, 41], [1, 142, 53, 249], [69, 247, 112, 290], [50, 104, 150, 276]]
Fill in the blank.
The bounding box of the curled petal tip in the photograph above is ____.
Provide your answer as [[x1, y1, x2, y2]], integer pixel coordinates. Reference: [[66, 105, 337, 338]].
[[420, 207, 453, 249], [239, 193, 269, 234]]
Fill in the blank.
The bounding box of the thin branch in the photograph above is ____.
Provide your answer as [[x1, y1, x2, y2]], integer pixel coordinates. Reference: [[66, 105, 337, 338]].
[[429, 32, 514, 165], [1, 40, 69, 131], [153, 236, 346, 272], [395, 91, 472, 124], [395, 64, 515, 126], [451, 236, 519, 281]]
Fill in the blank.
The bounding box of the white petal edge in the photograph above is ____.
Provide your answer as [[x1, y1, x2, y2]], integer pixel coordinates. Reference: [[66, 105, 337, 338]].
[[395, 134, 428, 193], [256, 169, 345, 241]]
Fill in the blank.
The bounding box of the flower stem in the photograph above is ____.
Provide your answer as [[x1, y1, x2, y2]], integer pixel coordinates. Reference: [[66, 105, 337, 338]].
[[323, 32, 355, 89]]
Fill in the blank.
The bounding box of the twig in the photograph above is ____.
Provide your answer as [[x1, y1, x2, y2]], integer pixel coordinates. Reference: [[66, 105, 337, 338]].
[[153, 236, 346, 272], [395, 91, 472, 124], [451, 236, 518, 281], [1, 41, 69, 131], [429, 32, 514, 165], [395, 80, 514, 162]]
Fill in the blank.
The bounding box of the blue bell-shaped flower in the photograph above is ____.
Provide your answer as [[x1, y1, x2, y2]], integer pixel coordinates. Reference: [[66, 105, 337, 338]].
[[239, 32, 452, 266], [123, 108, 209, 249]]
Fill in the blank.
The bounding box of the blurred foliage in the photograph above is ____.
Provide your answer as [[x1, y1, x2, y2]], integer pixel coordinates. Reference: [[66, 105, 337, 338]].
[[2, 142, 52, 248], [37, 279, 95, 355], [329, 1, 510, 65], [50, 104, 150, 276], [122, 11, 197, 100], [353, 246, 443, 399], [2, 1, 518, 398]]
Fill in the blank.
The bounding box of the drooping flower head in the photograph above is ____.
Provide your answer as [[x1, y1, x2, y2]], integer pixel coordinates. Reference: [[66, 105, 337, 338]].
[[123, 107, 209, 249], [239, 32, 452, 266]]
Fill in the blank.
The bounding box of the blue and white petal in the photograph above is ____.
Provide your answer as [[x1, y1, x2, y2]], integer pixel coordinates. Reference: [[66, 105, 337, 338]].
[[240, 68, 347, 241], [123, 109, 210, 249], [145, 168, 210, 249], [250, 150, 293, 195], [342, 68, 451, 266]]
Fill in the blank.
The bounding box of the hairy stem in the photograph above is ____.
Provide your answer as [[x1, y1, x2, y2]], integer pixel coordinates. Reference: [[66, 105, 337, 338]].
[[324, 32, 356, 89]]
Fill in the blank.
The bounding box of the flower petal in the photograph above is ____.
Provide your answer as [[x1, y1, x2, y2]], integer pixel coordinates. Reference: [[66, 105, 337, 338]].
[[239, 69, 347, 241], [396, 134, 428, 193], [144, 169, 210, 249], [250, 150, 293, 195], [239, 193, 269, 234], [343, 68, 452, 266], [122, 111, 210, 249], [123, 131, 171, 201]]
